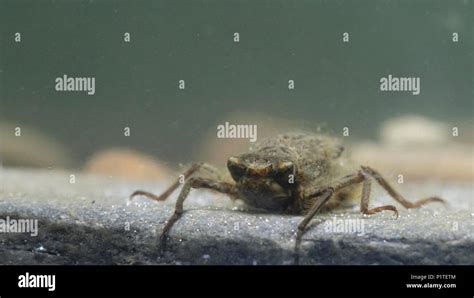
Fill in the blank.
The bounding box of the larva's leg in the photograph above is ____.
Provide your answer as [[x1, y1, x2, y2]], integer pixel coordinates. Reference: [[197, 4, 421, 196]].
[[359, 177, 398, 217], [295, 172, 365, 264], [129, 163, 203, 202], [159, 177, 236, 250], [295, 171, 399, 264], [294, 166, 445, 264], [361, 166, 445, 208]]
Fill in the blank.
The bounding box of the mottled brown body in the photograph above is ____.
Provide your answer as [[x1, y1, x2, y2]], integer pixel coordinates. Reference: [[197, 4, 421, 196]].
[[227, 132, 358, 214], [130, 132, 445, 264]]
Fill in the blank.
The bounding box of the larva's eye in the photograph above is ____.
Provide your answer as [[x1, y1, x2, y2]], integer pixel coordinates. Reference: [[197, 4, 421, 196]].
[[227, 157, 247, 181], [277, 161, 294, 174]]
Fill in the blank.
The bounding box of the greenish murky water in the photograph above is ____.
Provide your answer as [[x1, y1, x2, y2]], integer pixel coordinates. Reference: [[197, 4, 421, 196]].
[[1, 0, 472, 167]]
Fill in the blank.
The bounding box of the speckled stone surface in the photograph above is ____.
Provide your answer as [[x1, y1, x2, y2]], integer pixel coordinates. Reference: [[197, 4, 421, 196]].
[[0, 168, 472, 265]]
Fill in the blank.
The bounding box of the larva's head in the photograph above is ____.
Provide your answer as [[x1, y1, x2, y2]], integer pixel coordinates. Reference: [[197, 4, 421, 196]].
[[226, 153, 296, 211]]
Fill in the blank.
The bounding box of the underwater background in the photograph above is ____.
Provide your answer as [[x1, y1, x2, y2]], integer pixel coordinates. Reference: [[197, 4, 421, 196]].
[[1, 0, 473, 169], [0, 0, 473, 268]]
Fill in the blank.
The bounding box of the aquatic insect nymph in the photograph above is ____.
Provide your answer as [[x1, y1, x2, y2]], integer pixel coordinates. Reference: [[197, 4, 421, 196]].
[[130, 132, 445, 263]]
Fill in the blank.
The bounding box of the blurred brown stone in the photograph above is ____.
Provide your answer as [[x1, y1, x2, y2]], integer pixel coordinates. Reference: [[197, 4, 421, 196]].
[[352, 143, 473, 182], [84, 148, 170, 181], [352, 115, 473, 182], [0, 122, 74, 168]]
